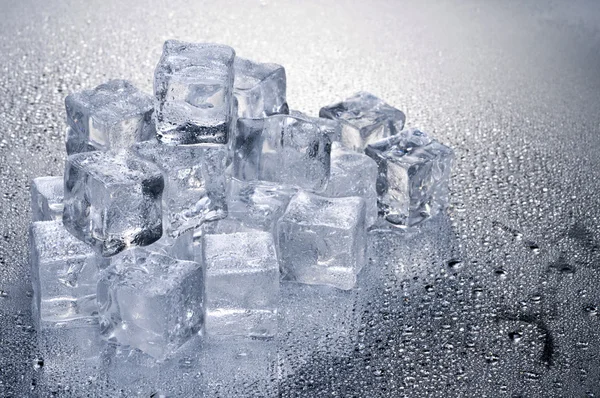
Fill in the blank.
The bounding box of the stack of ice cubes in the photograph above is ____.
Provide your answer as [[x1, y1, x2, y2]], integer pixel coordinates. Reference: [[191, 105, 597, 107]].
[[29, 40, 453, 396]]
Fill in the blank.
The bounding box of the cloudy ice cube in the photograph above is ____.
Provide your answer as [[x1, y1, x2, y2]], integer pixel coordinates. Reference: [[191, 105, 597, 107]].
[[365, 128, 454, 228], [65, 80, 154, 153], [227, 178, 296, 234], [97, 252, 204, 360], [277, 191, 367, 290], [233, 114, 332, 191], [319, 91, 406, 151], [31, 176, 64, 222], [234, 57, 288, 118], [202, 230, 279, 337], [154, 40, 235, 145], [29, 220, 98, 328], [324, 142, 378, 226], [133, 140, 227, 236], [62, 150, 164, 257]]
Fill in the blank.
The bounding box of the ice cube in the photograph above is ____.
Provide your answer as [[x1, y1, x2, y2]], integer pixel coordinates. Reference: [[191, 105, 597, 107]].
[[234, 57, 288, 118], [365, 128, 454, 228], [29, 220, 98, 328], [154, 40, 235, 145], [97, 252, 204, 360], [62, 150, 164, 257], [319, 91, 406, 151], [277, 191, 367, 290], [233, 114, 332, 191], [323, 142, 378, 226], [202, 230, 279, 337], [133, 140, 227, 236], [65, 80, 154, 153], [226, 178, 296, 234], [290, 109, 342, 142], [31, 176, 64, 222]]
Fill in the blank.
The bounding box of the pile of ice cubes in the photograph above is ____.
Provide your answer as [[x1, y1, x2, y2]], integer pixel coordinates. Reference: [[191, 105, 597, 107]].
[[29, 40, 453, 396]]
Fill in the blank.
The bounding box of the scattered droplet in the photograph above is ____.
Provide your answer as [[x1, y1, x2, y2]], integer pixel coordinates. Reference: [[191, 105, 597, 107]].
[[508, 331, 523, 343]]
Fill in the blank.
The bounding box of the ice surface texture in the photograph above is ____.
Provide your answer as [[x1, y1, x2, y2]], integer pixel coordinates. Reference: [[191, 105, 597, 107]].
[[320, 91, 406, 151], [133, 140, 227, 236], [234, 57, 288, 118], [202, 230, 279, 337], [62, 150, 164, 257], [65, 79, 154, 153], [233, 114, 332, 191], [365, 128, 454, 228], [278, 191, 367, 290], [97, 252, 204, 360], [154, 40, 236, 145], [31, 176, 64, 222]]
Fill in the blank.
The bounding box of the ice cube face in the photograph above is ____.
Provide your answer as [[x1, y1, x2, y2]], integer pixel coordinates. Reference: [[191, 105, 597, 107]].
[[365, 128, 454, 227], [133, 140, 227, 237], [319, 91, 406, 151], [277, 191, 367, 290], [234, 57, 288, 118], [227, 178, 296, 233], [97, 253, 204, 360], [65, 79, 154, 153], [31, 176, 64, 222], [202, 231, 279, 337], [154, 40, 235, 145], [233, 115, 332, 191], [62, 150, 164, 257], [30, 221, 98, 328], [324, 142, 379, 226]]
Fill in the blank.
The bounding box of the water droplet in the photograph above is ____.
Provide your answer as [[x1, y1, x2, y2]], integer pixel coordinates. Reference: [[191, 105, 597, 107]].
[[447, 259, 463, 269], [0, 290, 7, 298], [584, 305, 598, 316], [508, 331, 523, 343], [424, 284, 434, 292], [494, 268, 507, 279], [33, 358, 44, 370]]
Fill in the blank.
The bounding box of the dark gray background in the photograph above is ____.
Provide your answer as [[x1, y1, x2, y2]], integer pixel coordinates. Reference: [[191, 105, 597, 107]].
[[1, 0, 600, 396]]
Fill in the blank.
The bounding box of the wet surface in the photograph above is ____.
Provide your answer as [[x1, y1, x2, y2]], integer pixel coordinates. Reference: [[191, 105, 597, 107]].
[[1, 0, 600, 396]]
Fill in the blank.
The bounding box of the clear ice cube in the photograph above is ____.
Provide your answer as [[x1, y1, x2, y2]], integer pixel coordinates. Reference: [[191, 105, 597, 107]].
[[100, 343, 160, 396], [133, 140, 227, 236], [324, 142, 379, 226], [97, 253, 204, 360], [277, 191, 367, 290], [62, 150, 164, 257], [290, 109, 342, 143], [154, 40, 235, 145], [233, 114, 332, 191], [226, 178, 296, 233], [31, 176, 64, 222], [365, 128, 454, 228], [234, 57, 288, 118], [65, 79, 154, 153], [29, 220, 98, 328], [319, 91, 406, 151], [201, 230, 279, 337]]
